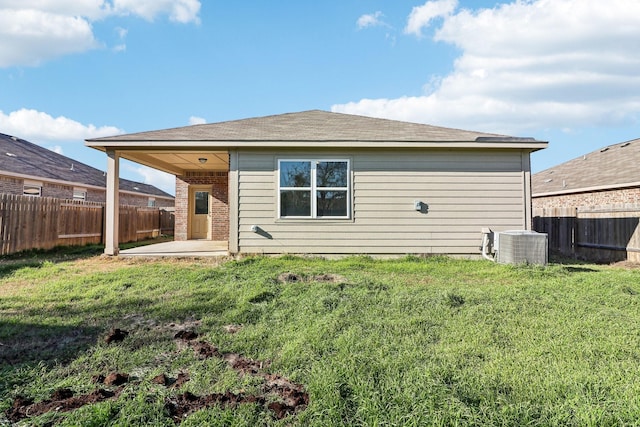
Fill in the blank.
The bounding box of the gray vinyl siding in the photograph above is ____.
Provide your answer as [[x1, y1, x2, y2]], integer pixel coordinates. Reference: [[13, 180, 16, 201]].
[[237, 149, 529, 255]]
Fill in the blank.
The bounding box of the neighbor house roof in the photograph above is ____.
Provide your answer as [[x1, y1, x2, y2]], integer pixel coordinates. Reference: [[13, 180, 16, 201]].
[[0, 133, 173, 198], [532, 137, 640, 197], [87, 110, 547, 150]]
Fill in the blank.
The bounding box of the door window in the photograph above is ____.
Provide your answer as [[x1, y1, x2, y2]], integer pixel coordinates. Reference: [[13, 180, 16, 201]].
[[194, 191, 209, 214]]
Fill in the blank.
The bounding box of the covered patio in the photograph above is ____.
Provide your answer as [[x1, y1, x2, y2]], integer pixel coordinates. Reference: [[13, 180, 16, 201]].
[[83, 137, 232, 256]]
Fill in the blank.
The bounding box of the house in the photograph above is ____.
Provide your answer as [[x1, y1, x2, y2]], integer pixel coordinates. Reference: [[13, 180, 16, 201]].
[[86, 110, 547, 256], [532, 138, 640, 261], [532, 138, 640, 209], [0, 133, 174, 208]]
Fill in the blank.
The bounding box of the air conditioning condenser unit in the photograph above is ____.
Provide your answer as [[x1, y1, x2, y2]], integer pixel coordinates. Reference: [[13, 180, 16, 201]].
[[495, 230, 548, 265]]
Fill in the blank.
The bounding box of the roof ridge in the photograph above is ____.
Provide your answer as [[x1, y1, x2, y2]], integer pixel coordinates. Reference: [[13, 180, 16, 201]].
[[87, 109, 523, 143]]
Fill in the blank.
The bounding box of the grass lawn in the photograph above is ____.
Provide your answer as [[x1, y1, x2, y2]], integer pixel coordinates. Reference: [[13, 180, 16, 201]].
[[1, 250, 639, 426]]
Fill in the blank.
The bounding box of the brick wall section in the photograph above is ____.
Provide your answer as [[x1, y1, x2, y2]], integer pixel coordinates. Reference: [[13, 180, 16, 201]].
[[175, 176, 189, 241], [211, 172, 229, 241], [174, 172, 228, 241], [533, 187, 640, 210], [0, 176, 23, 194], [42, 183, 71, 199], [87, 190, 105, 203], [153, 198, 175, 209]]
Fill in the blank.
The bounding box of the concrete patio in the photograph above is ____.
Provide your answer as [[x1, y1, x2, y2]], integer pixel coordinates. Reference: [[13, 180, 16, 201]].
[[119, 240, 229, 258]]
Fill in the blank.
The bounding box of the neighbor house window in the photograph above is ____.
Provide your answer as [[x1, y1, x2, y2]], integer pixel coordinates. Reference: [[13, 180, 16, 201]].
[[73, 188, 87, 201], [278, 159, 350, 219], [23, 184, 42, 197], [147, 198, 156, 207]]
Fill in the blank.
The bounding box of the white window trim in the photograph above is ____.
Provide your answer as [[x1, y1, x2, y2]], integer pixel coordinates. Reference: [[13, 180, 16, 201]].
[[277, 159, 351, 219], [73, 187, 87, 201], [23, 181, 43, 197]]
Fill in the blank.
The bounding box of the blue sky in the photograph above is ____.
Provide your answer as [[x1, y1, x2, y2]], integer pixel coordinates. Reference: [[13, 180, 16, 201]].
[[1, 0, 639, 195]]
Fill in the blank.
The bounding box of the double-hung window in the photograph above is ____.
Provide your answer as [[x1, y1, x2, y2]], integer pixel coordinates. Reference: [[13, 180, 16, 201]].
[[278, 159, 350, 219]]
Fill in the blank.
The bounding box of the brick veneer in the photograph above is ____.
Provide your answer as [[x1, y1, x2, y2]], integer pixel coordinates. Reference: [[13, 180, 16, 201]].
[[0, 176, 22, 194], [533, 187, 640, 210], [175, 172, 228, 241]]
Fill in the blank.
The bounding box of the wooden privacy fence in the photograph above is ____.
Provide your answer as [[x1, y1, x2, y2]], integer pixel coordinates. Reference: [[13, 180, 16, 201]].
[[533, 204, 640, 263], [0, 194, 175, 256]]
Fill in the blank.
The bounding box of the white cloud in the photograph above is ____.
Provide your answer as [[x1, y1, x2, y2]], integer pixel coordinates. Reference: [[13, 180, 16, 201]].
[[115, 26, 128, 39], [357, 11, 387, 30], [0, 9, 98, 67], [129, 164, 176, 195], [0, 108, 123, 142], [48, 145, 64, 155], [334, 0, 640, 135], [0, 0, 201, 67], [111, 0, 201, 24], [0, 1, 110, 20], [404, 0, 457, 37], [0, 107, 175, 194], [112, 26, 127, 52], [189, 116, 207, 125]]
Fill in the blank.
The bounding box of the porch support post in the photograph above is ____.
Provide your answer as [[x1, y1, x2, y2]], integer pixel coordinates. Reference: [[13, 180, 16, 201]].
[[228, 150, 239, 254], [522, 151, 532, 230], [105, 149, 120, 255]]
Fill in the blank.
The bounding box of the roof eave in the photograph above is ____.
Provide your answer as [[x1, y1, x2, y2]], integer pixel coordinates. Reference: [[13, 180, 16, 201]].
[[533, 180, 640, 198], [86, 139, 548, 150]]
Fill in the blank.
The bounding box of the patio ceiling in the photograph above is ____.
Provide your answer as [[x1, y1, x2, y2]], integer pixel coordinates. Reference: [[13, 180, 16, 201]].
[[118, 150, 229, 175]]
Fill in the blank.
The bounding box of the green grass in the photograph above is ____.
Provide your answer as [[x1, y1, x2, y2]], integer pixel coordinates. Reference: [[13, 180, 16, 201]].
[[1, 254, 640, 425]]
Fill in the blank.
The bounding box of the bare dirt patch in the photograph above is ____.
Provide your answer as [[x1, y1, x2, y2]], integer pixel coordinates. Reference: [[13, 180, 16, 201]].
[[151, 372, 190, 388], [277, 272, 303, 283], [165, 391, 265, 422], [103, 372, 130, 386], [223, 324, 243, 334], [189, 340, 221, 359], [610, 260, 640, 270], [104, 328, 129, 344], [174, 330, 199, 340], [313, 273, 345, 283], [5, 327, 309, 424], [6, 387, 123, 423], [278, 272, 345, 284], [223, 352, 270, 375], [175, 333, 308, 421]]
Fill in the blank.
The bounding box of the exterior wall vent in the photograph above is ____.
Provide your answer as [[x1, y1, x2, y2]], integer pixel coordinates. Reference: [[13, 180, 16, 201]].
[[495, 230, 548, 265]]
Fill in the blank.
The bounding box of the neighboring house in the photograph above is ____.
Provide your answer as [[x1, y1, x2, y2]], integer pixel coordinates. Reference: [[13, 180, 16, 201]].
[[532, 138, 640, 262], [86, 110, 547, 256], [0, 133, 174, 208], [532, 138, 640, 209]]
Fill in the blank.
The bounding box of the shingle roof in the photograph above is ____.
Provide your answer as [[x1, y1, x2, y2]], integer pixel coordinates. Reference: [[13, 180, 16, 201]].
[[0, 133, 173, 198], [532, 137, 640, 196], [88, 109, 523, 143]]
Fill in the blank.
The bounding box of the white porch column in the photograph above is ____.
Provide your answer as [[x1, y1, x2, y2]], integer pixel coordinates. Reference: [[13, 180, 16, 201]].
[[105, 149, 120, 255], [228, 150, 239, 254]]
